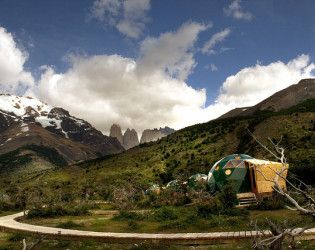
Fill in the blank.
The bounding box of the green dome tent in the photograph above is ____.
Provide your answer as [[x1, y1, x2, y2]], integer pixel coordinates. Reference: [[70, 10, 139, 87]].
[[207, 154, 254, 194]]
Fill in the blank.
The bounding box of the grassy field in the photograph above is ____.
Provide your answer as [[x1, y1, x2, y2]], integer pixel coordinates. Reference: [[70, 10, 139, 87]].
[[20, 208, 313, 234]]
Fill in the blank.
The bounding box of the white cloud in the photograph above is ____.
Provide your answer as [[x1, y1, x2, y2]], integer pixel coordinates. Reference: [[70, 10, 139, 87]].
[[89, 0, 150, 39], [34, 22, 211, 134], [211, 64, 218, 71], [35, 54, 207, 135], [217, 54, 315, 107], [202, 28, 231, 55], [223, 0, 253, 21], [0, 27, 34, 95], [2, 25, 314, 137], [138, 21, 211, 81]]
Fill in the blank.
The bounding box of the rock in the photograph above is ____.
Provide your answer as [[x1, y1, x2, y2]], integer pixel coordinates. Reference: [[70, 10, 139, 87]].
[[0, 94, 124, 161], [140, 126, 175, 144], [123, 128, 139, 150], [109, 124, 124, 145]]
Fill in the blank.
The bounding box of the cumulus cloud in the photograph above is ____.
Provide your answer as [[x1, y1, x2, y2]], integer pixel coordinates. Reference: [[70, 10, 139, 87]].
[[34, 22, 210, 134], [201, 28, 231, 55], [223, 0, 253, 21], [0, 27, 34, 95], [33, 41, 315, 135], [138, 21, 211, 81], [35, 54, 206, 135], [2, 24, 314, 137], [89, 0, 150, 39], [217, 54, 315, 107]]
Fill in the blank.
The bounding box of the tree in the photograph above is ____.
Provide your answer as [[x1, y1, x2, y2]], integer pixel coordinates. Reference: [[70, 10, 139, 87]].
[[249, 131, 315, 249]]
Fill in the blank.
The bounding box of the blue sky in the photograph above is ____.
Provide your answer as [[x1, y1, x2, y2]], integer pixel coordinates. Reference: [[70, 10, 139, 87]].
[[0, 0, 314, 134]]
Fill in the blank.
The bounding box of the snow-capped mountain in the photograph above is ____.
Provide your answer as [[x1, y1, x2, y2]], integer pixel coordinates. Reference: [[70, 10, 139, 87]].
[[0, 94, 124, 165]]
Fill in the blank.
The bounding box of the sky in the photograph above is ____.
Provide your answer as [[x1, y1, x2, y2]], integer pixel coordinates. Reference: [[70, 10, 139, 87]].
[[0, 0, 314, 135]]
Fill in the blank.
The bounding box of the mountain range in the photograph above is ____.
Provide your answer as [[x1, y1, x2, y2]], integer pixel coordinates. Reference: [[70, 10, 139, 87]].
[[0, 78, 314, 177], [0, 94, 124, 174], [109, 124, 176, 150], [219, 78, 315, 119]]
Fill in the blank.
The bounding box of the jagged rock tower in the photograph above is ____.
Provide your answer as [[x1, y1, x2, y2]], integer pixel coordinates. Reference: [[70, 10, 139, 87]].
[[123, 128, 139, 150], [109, 124, 124, 145]]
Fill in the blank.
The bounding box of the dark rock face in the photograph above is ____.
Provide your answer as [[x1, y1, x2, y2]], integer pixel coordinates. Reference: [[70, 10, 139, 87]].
[[140, 126, 176, 144], [0, 111, 17, 133], [123, 128, 139, 150]]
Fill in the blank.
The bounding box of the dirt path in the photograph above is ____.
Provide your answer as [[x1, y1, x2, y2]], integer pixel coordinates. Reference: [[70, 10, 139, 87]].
[[0, 212, 314, 245]]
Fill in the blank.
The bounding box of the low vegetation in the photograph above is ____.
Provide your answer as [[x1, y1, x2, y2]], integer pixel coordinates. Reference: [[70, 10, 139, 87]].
[[0, 99, 314, 248]]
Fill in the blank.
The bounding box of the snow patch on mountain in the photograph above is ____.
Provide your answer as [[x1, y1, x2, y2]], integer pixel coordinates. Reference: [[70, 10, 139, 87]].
[[0, 94, 69, 137], [0, 94, 52, 117]]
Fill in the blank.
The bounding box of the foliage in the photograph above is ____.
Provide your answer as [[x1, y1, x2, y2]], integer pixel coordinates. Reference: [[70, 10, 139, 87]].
[[151, 207, 178, 222], [27, 202, 90, 218], [0, 144, 67, 176], [23, 144, 67, 167], [196, 198, 222, 218], [249, 200, 284, 211], [113, 210, 142, 221], [218, 182, 239, 209], [57, 220, 83, 229], [0, 200, 14, 212]]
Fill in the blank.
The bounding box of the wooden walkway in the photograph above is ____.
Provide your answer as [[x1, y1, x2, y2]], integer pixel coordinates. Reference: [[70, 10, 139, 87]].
[[0, 212, 315, 245]]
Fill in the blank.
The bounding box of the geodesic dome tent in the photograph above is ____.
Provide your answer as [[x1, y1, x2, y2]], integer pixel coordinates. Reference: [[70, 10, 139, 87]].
[[207, 154, 254, 194], [207, 154, 289, 196]]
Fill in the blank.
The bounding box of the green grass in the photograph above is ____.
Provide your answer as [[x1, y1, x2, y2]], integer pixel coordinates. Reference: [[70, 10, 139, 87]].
[[0, 144, 67, 177], [21, 208, 313, 234]]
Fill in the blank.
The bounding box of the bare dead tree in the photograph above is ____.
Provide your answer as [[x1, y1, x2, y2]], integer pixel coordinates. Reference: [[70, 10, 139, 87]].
[[22, 234, 47, 250], [248, 131, 315, 249]]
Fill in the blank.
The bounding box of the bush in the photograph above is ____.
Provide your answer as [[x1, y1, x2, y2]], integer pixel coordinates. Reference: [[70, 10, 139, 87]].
[[128, 220, 140, 230], [152, 207, 178, 222], [249, 200, 284, 210], [57, 220, 83, 229], [113, 211, 142, 221], [27, 202, 90, 218], [218, 183, 239, 209], [0, 200, 13, 212], [222, 207, 249, 217], [8, 233, 25, 242], [196, 198, 222, 218]]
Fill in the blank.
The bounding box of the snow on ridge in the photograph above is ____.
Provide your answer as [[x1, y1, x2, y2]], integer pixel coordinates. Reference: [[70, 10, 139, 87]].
[[70, 116, 87, 127], [0, 94, 53, 118]]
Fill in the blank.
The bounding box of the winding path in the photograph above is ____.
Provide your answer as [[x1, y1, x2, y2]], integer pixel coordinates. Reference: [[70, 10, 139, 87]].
[[0, 212, 314, 245]]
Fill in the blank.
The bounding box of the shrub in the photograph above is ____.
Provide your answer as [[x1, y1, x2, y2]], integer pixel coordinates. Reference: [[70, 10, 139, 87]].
[[57, 220, 83, 229], [0, 200, 13, 212], [128, 220, 140, 230], [218, 183, 238, 209], [196, 198, 222, 218], [249, 200, 284, 210], [152, 207, 178, 222], [27, 202, 90, 218], [9, 233, 25, 242], [113, 211, 142, 221]]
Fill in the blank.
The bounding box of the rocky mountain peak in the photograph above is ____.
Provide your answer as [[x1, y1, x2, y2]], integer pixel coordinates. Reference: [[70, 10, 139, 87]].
[[0, 94, 124, 162], [140, 126, 176, 144], [109, 124, 124, 145], [123, 128, 139, 150]]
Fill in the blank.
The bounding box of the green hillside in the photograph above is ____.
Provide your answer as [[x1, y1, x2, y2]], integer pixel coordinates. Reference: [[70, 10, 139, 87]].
[[1, 99, 314, 196], [0, 145, 67, 177]]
